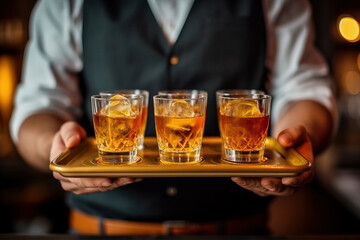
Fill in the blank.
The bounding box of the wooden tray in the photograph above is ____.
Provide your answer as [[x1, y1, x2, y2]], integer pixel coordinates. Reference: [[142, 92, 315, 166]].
[[49, 137, 311, 177]]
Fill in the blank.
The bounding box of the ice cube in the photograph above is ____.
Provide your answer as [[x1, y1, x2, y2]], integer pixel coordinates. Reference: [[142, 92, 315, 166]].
[[101, 94, 134, 117], [113, 122, 131, 136], [155, 105, 166, 116], [169, 100, 195, 117], [223, 99, 262, 117]]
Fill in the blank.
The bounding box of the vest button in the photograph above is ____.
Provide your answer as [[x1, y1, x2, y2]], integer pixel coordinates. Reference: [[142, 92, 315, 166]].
[[169, 55, 179, 65], [166, 186, 178, 197]]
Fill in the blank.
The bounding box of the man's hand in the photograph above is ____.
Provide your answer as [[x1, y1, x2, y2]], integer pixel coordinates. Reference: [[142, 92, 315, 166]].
[[50, 121, 142, 195], [232, 125, 313, 196]]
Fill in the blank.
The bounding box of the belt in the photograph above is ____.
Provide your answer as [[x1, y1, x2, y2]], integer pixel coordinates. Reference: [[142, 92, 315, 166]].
[[70, 209, 267, 235]]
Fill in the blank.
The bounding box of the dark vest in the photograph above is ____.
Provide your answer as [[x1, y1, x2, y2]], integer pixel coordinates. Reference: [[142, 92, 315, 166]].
[[69, 0, 269, 221]]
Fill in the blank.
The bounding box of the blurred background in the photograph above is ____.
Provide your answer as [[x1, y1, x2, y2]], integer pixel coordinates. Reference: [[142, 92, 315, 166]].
[[0, 0, 360, 236]]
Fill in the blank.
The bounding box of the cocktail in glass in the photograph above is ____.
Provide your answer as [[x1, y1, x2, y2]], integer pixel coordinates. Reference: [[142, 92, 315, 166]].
[[100, 90, 149, 150], [153, 93, 207, 163], [217, 93, 271, 163], [216, 89, 265, 136], [91, 94, 143, 164]]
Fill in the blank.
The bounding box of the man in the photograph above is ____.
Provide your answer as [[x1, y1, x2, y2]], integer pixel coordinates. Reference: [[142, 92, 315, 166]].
[[11, 0, 337, 235]]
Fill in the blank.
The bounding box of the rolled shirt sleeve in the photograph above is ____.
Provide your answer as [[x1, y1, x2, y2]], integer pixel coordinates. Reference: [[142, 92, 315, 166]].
[[10, 0, 84, 142], [263, 0, 338, 132]]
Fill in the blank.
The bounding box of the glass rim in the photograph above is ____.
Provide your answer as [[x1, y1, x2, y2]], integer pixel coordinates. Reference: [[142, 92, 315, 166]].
[[158, 89, 207, 94], [218, 94, 271, 100], [216, 89, 265, 95], [158, 90, 208, 99], [91, 94, 144, 101], [153, 94, 207, 101], [99, 90, 149, 105], [100, 89, 149, 96]]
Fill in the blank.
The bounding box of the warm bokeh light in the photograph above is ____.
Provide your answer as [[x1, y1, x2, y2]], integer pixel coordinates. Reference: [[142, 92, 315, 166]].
[[338, 16, 360, 42], [344, 70, 360, 95], [0, 55, 16, 120]]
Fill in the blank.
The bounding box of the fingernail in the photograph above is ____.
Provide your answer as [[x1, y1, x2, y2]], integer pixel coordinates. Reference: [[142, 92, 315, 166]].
[[285, 180, 297, 186], [66, 136, 78, 147], [267, 183, 276, 191], [134, 178, 143, 182], [122, 181, 132, 186], [236, 179, 247, 186], [102, 182, 112, 187], [278, 133, 291, 147]]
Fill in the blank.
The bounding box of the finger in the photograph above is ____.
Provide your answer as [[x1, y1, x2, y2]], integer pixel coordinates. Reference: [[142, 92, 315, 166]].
[[232, 177, 297, 197], [53, 172, 114, 188], [53, 172, 142, 194], [282, 168, 314, 186], [260, 177, 283, 192], [60, 181, 115, 195], [59, 121, 87, 148], [293, 138, 313, 163], [253, 187, 296, 196], [231, 177, 263, 191], [50, 132, 66, 160], [113, 177, 143, 186], [277, 125, 307, 148], [277, 126, 314, 183], [67, 177, 114, 189], [260, 178, 297, 196], [251, 190, 268, 197]]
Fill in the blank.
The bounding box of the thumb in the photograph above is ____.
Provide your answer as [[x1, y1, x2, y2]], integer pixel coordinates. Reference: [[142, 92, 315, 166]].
[[59, 121, 87, 148], [277, 125, 307, 148]]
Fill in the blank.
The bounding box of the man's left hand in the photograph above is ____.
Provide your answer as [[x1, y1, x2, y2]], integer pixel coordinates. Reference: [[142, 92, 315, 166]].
[[232, 125, 314, 196]]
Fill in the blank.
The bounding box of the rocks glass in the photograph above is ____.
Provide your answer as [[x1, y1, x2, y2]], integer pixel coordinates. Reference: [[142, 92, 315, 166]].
[[91, 94, 143, 164], [153, 92, 207, 163], [217, 92, 271, 163]]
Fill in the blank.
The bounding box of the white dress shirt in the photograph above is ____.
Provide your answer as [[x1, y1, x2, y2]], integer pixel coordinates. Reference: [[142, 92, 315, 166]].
[[10, 0, 338, 141]]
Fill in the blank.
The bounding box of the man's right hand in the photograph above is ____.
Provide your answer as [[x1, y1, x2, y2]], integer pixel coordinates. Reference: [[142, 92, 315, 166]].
[[50, 121, 142, 195]]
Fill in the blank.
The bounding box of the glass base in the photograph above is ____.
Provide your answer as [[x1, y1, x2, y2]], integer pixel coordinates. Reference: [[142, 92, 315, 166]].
[[98, 149, 138, 164], [224, 148, 266, 163], [137, 136, 144, 150], [159, 149, 201, 164]]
